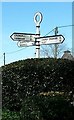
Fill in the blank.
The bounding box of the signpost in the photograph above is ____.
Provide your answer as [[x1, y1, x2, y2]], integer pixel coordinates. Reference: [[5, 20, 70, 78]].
[[10, 12, 65, 58], [10, 33, 36, 42], [36, 35, 65, 45], [17, 41, 35, 47], [14, 33, 65, 47], [34, 12, 43, 58]]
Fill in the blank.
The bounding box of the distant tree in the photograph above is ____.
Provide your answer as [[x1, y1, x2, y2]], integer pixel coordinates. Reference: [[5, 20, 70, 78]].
[[40, 42, 68, 58]]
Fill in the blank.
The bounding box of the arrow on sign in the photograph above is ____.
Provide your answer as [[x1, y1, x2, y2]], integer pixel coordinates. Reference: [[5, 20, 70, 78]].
[[36, 35, 65, 45], [10, 33, 36, 42]]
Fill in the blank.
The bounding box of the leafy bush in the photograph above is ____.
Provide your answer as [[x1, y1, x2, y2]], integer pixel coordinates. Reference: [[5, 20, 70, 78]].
[[2, 95, 74, 120], [38, 95, 74, 120], [2, 109, 20, 120], [2, 58, 74, 119], [20, 95, 74, 120], [20, 96, 42, 120]]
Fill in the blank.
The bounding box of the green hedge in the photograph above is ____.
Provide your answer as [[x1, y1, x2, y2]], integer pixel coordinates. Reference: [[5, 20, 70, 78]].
[[2, 58, 74, 119], [20, 95, 74, 120], [2, 109, 20, 120], [2, 95, 74, 120]]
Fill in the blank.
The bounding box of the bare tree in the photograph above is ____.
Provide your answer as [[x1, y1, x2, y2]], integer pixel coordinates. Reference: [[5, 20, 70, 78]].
[[40, 42, 67, 58]]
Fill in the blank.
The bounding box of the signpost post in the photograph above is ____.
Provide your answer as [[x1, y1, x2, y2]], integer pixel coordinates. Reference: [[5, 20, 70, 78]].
[[34, 12, 43, 58], [10, 12, 65, 58]]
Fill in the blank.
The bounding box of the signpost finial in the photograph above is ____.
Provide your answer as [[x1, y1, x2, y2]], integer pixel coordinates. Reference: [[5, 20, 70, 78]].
[[34, 12, 43, 27]]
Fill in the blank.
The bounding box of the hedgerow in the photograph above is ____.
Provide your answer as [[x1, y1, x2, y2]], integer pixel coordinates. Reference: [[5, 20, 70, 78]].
[[2, 58, 74, 120]]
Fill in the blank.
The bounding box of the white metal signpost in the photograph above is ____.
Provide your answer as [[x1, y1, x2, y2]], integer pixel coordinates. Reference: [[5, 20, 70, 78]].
[[36, 35, 65, 45], [17, 35, 65, 47], [17, 41, 35, 47], [10, 33, 36, 42], [10, 12, 65, 58]]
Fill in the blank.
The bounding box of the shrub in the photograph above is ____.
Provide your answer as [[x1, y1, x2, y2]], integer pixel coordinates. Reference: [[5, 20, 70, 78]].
[[2, 109, 20, 120], [2, 58, 74, 113], [20, 95, 74, 120]]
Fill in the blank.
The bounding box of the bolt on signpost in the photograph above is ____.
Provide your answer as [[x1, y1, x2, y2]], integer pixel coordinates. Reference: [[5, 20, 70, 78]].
[[10, 12, 65, 58]]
